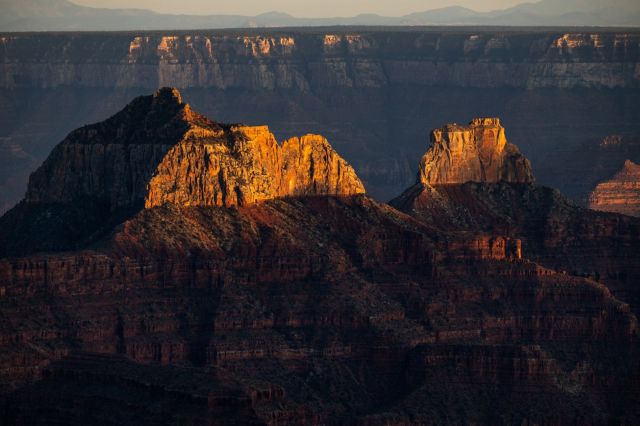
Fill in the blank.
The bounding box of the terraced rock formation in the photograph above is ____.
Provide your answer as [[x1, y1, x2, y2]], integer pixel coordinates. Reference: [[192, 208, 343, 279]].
[[1, 95, 639, 425], [1, 29, 640, 212], [418, 118, 534, 185], [589, 160, 640, 217], [0, 88, 364, 256]]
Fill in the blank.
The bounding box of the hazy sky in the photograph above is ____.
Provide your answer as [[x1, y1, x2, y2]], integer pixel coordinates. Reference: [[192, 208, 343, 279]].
[[70, 1, 530, 17]]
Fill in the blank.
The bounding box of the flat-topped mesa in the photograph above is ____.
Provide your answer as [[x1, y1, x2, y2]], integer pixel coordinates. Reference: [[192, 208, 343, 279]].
[[24, 88, 364, 211], [588, 160, 640, 217], [418, 118, 534, 185]]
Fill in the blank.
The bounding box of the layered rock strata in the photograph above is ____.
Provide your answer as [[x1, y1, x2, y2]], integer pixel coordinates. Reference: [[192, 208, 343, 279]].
[[419, 118, 534, 185], [589, 160, 640, 217], [2, 32, 639, 91], [393, 119, 640, 319], [27, 87, 364, 210], [1, 98, 640, 424], [0, 87, 364, 256]]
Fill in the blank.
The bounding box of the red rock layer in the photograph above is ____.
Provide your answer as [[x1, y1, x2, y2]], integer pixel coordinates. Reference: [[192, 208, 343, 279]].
[[1, 196, 639, 424], [589, 160, 640, 217], [1, 101, 640, 424]]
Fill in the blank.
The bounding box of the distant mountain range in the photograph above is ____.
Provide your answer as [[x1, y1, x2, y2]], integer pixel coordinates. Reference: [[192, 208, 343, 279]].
[[1, 0, 639, 31]]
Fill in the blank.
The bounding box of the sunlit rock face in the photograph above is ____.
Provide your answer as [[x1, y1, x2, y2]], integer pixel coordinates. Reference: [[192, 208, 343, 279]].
[[1, 30, 640, 212], [0, 88, 364, 256], [145, 127, 365, 208], [26, 87, 364, 211], [418, 118, 534, 185], [589, 160, 640, 217]]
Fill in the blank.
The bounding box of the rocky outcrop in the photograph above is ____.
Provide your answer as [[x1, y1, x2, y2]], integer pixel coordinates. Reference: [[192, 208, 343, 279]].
[[539, 135, 640, 203], [393, 120, 640, 320], [0, 88, 364, 256], [26, 87, 364, 211], [418, 118, 534, 185], [145, 128, 364, 208], [589, 160, 640, 217]]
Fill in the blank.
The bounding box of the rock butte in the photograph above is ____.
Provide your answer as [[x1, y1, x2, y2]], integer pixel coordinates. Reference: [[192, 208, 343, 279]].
[[392, 118, 640, 320], [589, 160, 640, 217], [2, 30, 640, 213], [27, 87, 365, 211], [419, 118, 534, 185]]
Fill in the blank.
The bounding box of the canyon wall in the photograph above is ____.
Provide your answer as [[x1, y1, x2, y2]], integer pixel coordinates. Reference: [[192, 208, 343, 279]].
[[2, 31, 639, 91], [1, 29, 640, 212], [1, 91, 640, 424]]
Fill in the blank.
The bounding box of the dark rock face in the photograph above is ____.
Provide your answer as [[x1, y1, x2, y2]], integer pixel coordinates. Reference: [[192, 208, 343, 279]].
[[25, 88, 188, 208], [1, 95, 640, 424], [1, 29, 640, 212]]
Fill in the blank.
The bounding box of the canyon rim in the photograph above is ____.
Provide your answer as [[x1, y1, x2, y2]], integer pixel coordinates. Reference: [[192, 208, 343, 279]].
[[1, 1, 640, 425]]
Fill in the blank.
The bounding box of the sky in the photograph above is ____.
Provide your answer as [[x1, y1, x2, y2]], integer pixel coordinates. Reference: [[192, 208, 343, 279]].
[[70, 0, 530, 17]]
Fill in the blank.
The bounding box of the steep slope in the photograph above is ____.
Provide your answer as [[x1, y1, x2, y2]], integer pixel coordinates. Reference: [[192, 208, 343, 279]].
[[1, 95, 639, 424], [589, 160, 640, 217]]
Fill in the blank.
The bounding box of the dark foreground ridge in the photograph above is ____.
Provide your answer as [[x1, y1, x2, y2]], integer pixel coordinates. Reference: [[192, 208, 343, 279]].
[[0, 90, 639, 425]]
